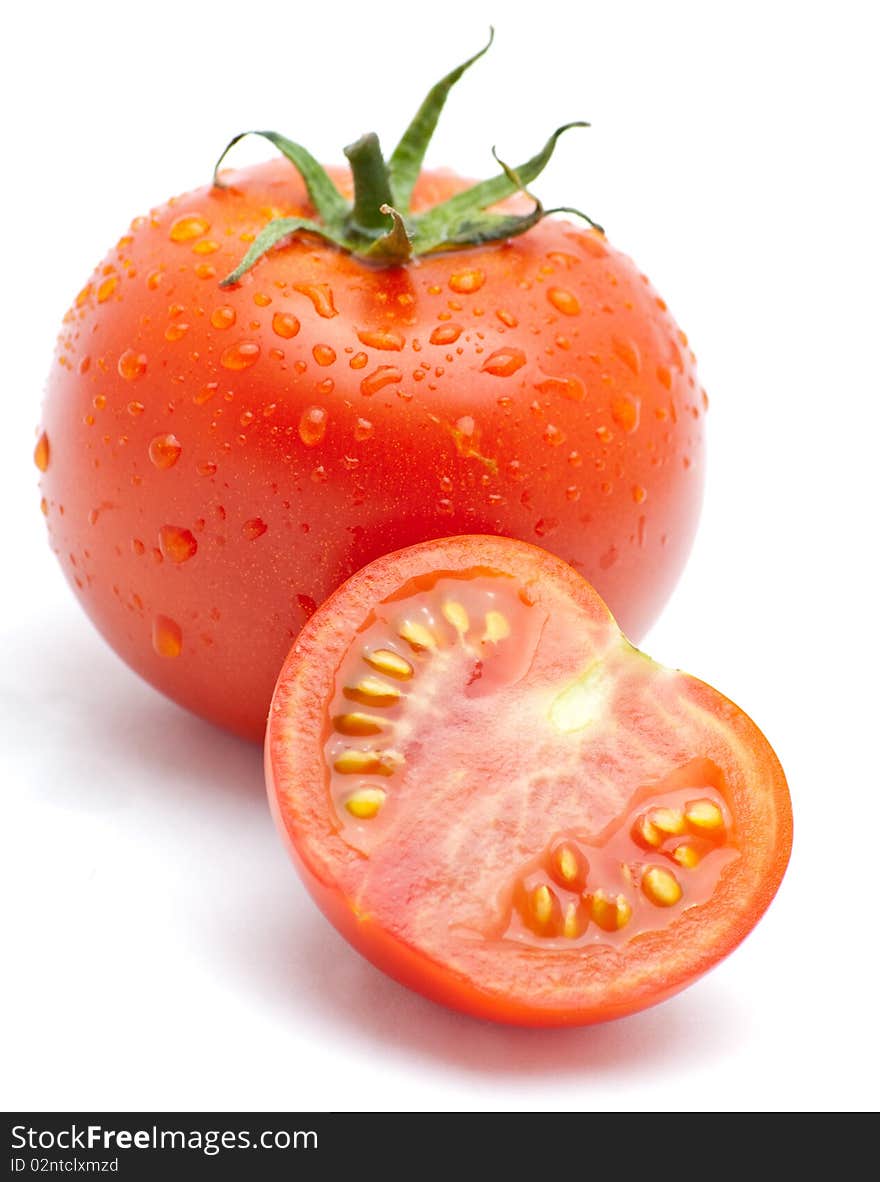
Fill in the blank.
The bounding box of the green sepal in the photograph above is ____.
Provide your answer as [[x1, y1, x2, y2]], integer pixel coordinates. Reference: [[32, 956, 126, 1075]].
[[363, 205, 414, 263], [410, 123, 587, 253], [213, 131, 348, 226], [388, 28, 495, 211], [219, 217, 349, 288], [213, 36, 601, 281]]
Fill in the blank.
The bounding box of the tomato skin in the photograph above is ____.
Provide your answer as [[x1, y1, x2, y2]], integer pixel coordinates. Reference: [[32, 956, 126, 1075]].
[[266, 536, 791, 1027], [39, 161, 705, 740]]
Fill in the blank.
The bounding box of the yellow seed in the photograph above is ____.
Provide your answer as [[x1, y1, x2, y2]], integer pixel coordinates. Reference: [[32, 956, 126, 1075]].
[[398, 620, 438, 651], [333, 713, 385, 737], [344, 787, 386, 819], [615, 895, 633, 929], [343, 677, 401, 707], [363, 649, 413, 680], [673, 843, 701, 870], [642, 866, 683, 907], [532, 884, 554, 926], [333, 749, 398, 775], [563, 902, 581, 939], [650, 807, 686, 836], [555, 844, 579, 884], [442, 601, 469, 633], [482, 610, 510, 643], [632, 815, 663, 849], [685, 799, 724, 833], [590, 889, 632, 932]]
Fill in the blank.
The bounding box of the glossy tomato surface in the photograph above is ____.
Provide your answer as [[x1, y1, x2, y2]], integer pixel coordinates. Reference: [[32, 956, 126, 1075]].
[[38, 161, 705, 739], [266, 536, 791, 1026]]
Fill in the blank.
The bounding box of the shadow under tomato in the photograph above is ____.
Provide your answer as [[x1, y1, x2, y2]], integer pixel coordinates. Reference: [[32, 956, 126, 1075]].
[[212, 866, 749, 1080], [22, 614, 262, 815], [31, 615, 747, 1080]]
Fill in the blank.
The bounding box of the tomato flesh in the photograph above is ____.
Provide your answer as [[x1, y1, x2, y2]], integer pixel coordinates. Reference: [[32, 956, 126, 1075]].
[[267, 536, 791, 1025]]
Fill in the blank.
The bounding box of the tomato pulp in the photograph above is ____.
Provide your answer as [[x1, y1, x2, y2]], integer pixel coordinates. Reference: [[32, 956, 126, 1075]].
[[266, 536, 791, 1025], [37, 161, 704, 739]]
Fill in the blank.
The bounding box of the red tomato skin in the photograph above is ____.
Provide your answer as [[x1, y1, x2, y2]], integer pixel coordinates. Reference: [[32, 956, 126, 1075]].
[[38, 162, 705, 739]]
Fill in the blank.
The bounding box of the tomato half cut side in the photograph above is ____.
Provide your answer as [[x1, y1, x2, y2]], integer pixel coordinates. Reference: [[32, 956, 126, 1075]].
[[266, 536, 792, 1026]]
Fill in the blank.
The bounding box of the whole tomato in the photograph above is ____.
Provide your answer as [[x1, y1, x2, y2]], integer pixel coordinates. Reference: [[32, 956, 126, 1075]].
[[36, 38, 705, 740]]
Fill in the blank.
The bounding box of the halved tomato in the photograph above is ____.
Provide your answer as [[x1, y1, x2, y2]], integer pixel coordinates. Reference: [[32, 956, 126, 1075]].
[[266, 536, 792, 1025]]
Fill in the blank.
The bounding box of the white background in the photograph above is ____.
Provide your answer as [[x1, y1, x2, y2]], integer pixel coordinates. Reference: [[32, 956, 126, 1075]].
[[2, 0, 877, 1112]]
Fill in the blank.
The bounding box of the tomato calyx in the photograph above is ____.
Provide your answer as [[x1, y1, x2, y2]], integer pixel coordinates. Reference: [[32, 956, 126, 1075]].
[[213, 28, 602, 282]]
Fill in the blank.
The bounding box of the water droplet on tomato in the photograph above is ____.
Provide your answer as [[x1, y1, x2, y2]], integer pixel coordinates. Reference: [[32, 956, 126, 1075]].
[[535, 375, 585, 402], [313, 343, 337, 367], [354, 418, 374, 441], [449, 269, 485, 294], [547, 288, 580, 315], [118, 349, 147, 381], [294, 283, 337, 318], [272, 311, 300, 339], [543, 423, 566, 447], [534, 517, 558, 537], [211, 306, 236, 330], [242, 517, 268, 540], [165, 322, 189, 342], [149, 433, 182, 469], [496, 309, 518, 328], [158, 525, 198, 564], [358, 328, 405, 351], [299, 406, 328, 447], [611, 396, 641, 433], [97, 276, 118, 303], [595, 425, 613, 445], [361, 366, 402, 396], [221, 340, 260, 370], [482, 348, 526, 377], [350, 352, 368, 369], [169, 214, 209, 242], [613, 337, 641, 375], [33, 431, 50, 472], [197, 461, 217, 477], [253, 291, 272, 307], [429, 323, 462, 346], [632, 484, 648, 504], [152, 614, 183, 657]]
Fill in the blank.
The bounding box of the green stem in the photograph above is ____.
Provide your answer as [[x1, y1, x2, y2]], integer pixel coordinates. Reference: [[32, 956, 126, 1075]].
[[215, 35, 601, 283], [344, 133, 395, 234]]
